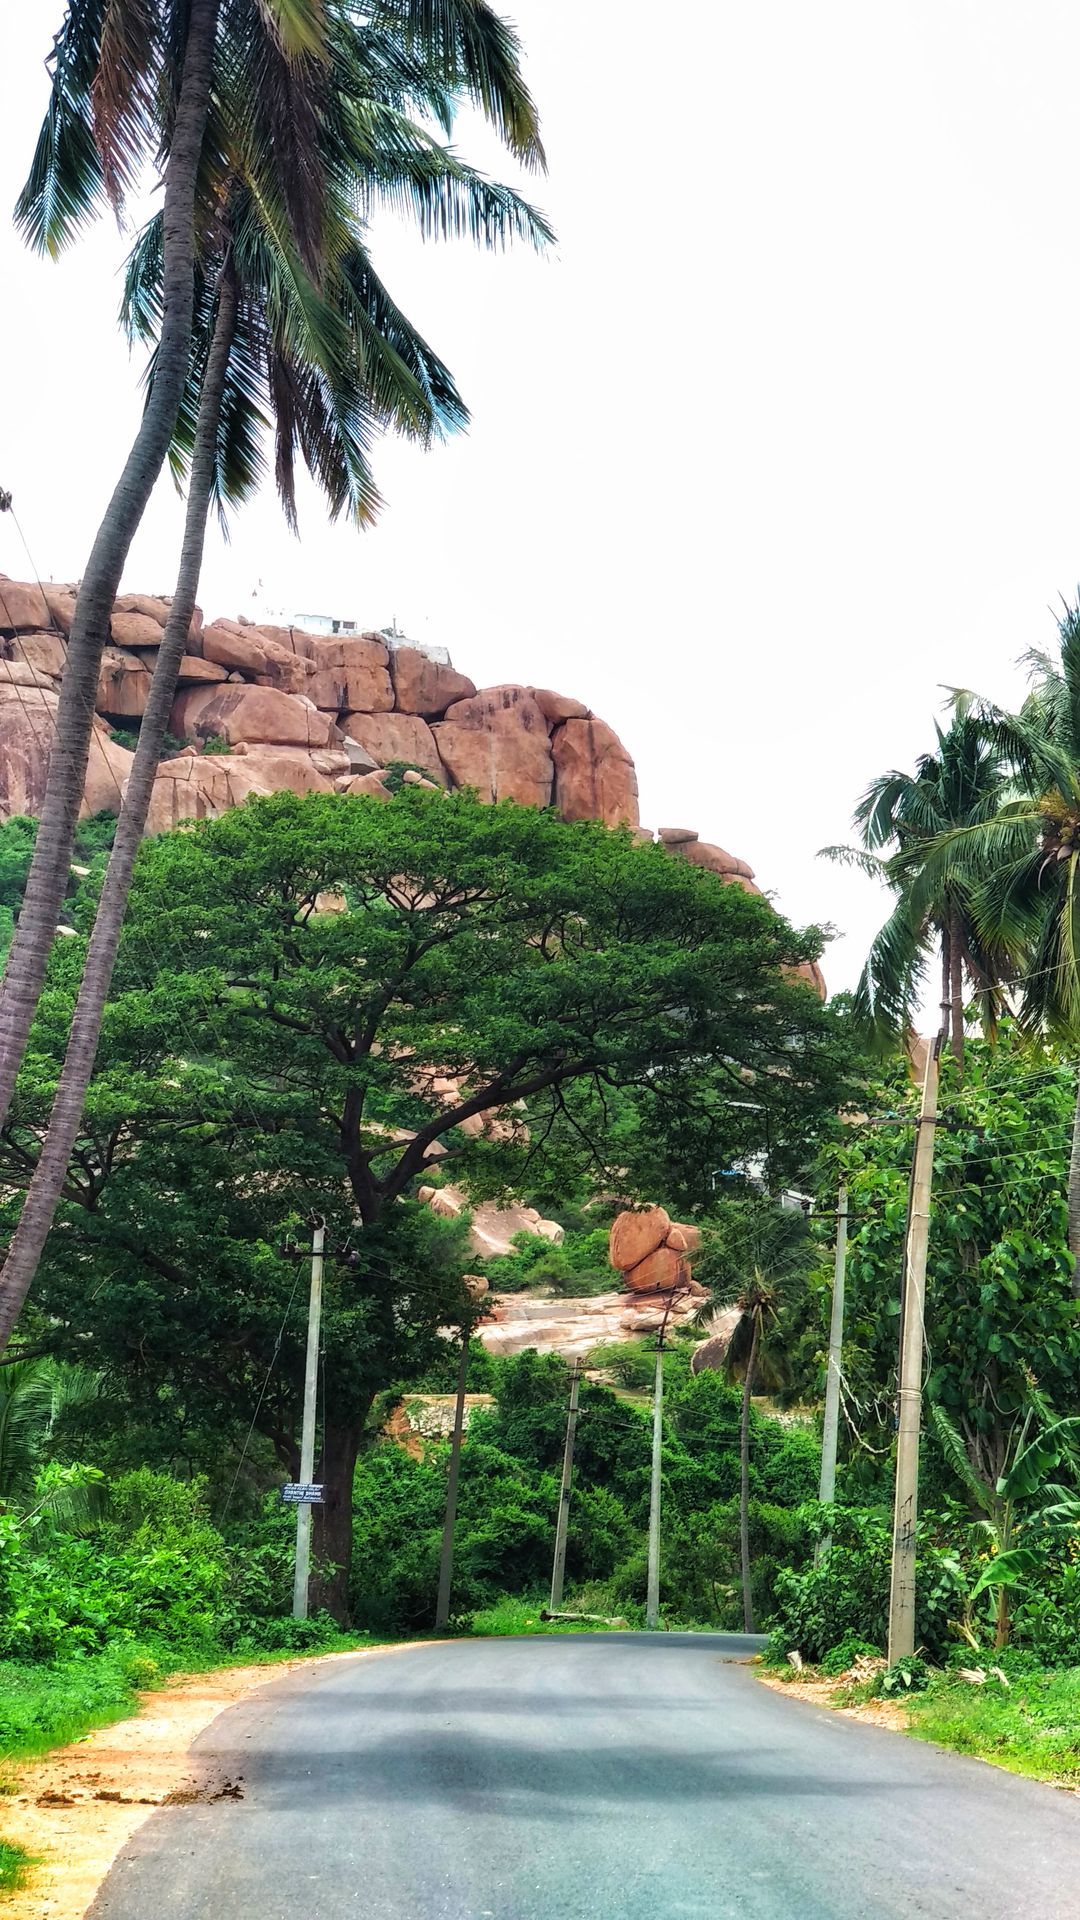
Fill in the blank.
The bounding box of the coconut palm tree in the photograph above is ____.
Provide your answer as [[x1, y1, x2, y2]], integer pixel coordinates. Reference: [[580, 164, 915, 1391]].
[[911, 606, 1080, 1287], [0, 4, 550, 1353], [0, 0, 331, 1139], [821, 705, 1010, 1077], [692, 1203, 812, 1633]]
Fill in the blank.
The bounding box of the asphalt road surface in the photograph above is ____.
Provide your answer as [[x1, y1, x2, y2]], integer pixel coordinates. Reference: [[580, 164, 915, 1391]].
[[89, 1633, 1080, 1920]]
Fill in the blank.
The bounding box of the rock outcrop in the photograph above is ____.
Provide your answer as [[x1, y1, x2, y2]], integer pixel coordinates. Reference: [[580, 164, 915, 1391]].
[[0, 573, 825, 996]]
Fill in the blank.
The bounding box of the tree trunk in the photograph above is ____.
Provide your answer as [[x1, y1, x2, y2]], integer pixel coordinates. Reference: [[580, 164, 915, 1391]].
[[1068, 1073, 1080, 1300], [0, 0, 220, 1140], [993, 1579, 1010, 1652], [740, 1315, 760, 1635], [0, 271, 237, 1355], [939, 923, 952, 1046], [949, 906, 965, 1082], [311, 1407, 369, 1626]]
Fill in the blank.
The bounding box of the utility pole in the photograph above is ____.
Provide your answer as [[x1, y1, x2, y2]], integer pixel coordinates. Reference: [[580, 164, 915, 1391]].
[[646, 1339, 664, 1629], [816, 1183, 849, 1562], [887, 1037, 940, 1662], [549, 1362, 582, 1610], [434, 1327, 471, 1631], [292, 1220, 325, 1621]]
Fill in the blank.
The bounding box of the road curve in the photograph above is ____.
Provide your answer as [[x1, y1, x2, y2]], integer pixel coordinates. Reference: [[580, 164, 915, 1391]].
[[89, 1633, 1079, 1920]]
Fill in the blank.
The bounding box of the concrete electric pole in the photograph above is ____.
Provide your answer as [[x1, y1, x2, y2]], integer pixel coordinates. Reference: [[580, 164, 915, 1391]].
[[887, 1039, 940, 1662], [549, 1362, 582, 1610], [292, 1220, 325, 1621], [434, 1329, 471, 1631], [816, 1183, 849, 1561]]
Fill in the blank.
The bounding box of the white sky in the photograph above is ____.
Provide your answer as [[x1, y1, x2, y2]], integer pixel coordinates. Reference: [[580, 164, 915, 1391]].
[[2, 1, 1080, 997]]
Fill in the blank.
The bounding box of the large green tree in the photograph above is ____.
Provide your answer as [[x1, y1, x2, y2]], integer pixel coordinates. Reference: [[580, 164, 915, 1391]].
[[0, 0, 549, 1346], [0, 790, 856, 1611]]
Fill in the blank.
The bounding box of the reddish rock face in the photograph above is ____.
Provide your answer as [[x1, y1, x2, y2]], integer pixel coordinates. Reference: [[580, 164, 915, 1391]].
[[114, 593, 169, 626], [442, 685, 549, 735], [433, 722, 553, 806], [609, 1206, 671, 1272], [201, 623, 309, 693], [111, 610, 169, 652], [658, 827, 698, 846], [666, 1223, 702, 1254], [623, 1245, 688, 1294], [306, 637, 393, 714], [390, 646, 475, 718], [0, 686, 133, 817], [96, 647, 151, 719], [341, 771, 393, 800], [531, 688, 590, 725], [343, 711, 443, 778], [143, 746, 334, 834], [41, 584, 78, 635], [678, 840, 755, 881], [0, 580, 50, 632], [171, 684, 337, 749], [11, 632, 66, 678], [551, 717, 640, 828]]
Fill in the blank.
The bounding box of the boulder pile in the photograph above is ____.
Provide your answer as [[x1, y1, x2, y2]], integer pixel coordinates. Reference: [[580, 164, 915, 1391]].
[[0, 574, 823, 996]]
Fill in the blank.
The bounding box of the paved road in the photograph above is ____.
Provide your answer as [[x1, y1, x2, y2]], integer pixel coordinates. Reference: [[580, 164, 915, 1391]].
[[89, 1634, 1080, 1920]]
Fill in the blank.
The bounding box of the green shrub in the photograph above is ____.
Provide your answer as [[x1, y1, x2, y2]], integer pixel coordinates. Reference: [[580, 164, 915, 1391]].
[[770, 1506, 967, 1663]]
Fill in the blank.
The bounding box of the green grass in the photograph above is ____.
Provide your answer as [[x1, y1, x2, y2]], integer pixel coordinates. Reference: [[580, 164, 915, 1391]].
[[0, 1840, 33, 1895], [903, 1667, 1080, 1785], [470, 1596, 635, 1636], [0, 1633, 393, 1769]]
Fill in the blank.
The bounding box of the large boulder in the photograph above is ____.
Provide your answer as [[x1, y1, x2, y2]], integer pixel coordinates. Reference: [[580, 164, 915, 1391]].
[[200, 622, 309, 693], [442, 684, 549, 736], [306, 637, 393, 714], [531, 688, 590, 725], [623, 1245, 688, 1294], [143, 746, 334, 834], [170, 684, 337, 749], [609, 1206, 671, 1272], [0, 580, 50, 632], [390, 646, 475, 717], [551, 717, 640, 828], [114, 593, 169, 626], [41, 584, 78, 634], [433, 722, 553, 806], [11, 631, 67, 678], [110, 609, 171, 652], [675, 838, 756, 883], [0, 685, 133, 818], [342, 711, 444, 779], [96, 647, 151, 719]]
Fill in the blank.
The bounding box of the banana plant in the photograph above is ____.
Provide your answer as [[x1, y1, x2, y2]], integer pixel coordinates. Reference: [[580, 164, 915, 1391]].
[[934, 1401, 1080, 1648]]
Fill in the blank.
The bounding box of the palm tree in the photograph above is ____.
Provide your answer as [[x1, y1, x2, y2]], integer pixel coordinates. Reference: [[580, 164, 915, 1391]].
[[0, 1356, 104, 1527], [692, 1204, 812, 1633], [0, 0, 331, 1139], [821, 706, 1009, 1076], [912, 606, 1080, 1287], [0, 3, 550, 1353]]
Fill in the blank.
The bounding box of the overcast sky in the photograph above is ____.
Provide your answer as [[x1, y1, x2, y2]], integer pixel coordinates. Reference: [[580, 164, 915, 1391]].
[[3, 2, 1080, 1001]]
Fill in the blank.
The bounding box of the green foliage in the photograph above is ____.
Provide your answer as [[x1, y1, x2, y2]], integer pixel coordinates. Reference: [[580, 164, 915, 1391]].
[[820, 1634, 882, 1675], [382, 760, 431, 794], [199, 734, 232, 756], [878, 1653, 931, 1694], [475, 1226, 613, 1296], [903, 1665, 1080, 1785], [769, 1506, 967, 1663]]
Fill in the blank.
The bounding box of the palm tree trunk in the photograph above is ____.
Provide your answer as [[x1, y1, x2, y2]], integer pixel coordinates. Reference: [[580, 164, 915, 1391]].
[[0, 270, 237, 1356], [0, 0, 220, 1142], [949, 906, 965, 1082], [740, 1314, 761, 1635], [1068, 1074, 1080, 1300]]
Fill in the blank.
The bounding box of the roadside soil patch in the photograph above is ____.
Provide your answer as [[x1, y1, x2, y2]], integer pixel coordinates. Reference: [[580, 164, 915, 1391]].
[[755, 1662, 911, 1734], [0, 1647, 398, 1919]]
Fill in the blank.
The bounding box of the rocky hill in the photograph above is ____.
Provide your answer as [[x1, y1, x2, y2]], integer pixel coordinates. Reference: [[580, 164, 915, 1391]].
[[0, 574, 823, 996]]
